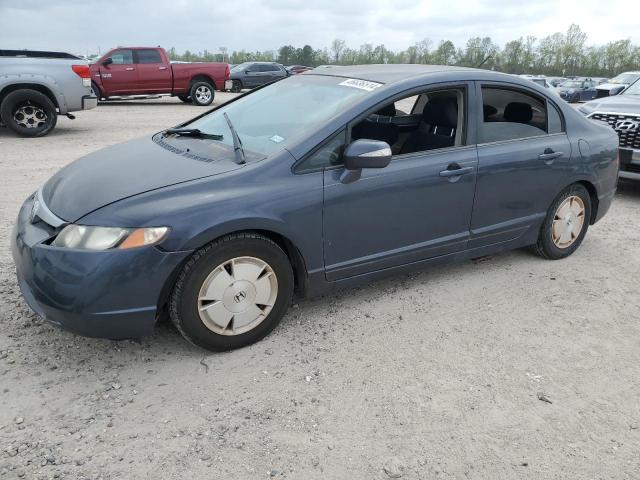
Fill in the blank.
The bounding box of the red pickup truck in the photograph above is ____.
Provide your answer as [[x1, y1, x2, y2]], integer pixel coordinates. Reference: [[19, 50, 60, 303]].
[[90, 47, 230, 106]]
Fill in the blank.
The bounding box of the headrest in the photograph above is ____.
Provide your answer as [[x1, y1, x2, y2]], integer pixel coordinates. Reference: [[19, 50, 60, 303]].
[[375, 104, 396, 117], [504, 102, 532, 123], [422, 97, 458, 128], [483, 104, 498, 120]]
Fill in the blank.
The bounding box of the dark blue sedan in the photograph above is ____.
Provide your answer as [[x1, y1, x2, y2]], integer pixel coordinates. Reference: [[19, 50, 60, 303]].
[[12, 65, 619, 351]]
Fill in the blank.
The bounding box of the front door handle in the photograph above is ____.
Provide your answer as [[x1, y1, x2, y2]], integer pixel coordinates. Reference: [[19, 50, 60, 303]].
[[439, 164, 473, 178], [159, 66, 167, 70], [538, 148, 563, 164], [125, 67, 135, 71]]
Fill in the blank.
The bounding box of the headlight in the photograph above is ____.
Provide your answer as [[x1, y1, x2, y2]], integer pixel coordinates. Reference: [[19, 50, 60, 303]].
[[52, 225, 168, 250]]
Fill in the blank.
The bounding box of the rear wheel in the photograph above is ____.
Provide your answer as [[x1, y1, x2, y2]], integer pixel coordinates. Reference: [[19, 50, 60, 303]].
[[190, 81, 215, 106], [532, 184, 591, 260], [0, 89, 57, 137], [170, 233, 294, 351], [231, 80, 243, 93]]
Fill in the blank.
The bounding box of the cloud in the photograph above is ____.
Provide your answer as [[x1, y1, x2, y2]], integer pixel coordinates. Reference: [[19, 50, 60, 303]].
[[0, 0, 637, 56]]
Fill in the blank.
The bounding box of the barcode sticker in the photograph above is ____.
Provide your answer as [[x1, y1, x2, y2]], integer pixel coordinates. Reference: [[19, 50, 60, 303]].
[[338, 79, 383, 92]]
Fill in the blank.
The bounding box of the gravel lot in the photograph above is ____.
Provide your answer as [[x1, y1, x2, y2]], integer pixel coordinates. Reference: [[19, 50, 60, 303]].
[[1, 94, 639, 480]]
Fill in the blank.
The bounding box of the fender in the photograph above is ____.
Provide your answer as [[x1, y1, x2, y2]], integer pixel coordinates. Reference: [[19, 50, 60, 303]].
[[0, 75, 66, 113]]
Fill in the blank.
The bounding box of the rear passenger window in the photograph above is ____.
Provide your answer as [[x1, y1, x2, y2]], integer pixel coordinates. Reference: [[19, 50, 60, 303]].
[[480, 87, 547, 143], [136, 49, 162, 64]]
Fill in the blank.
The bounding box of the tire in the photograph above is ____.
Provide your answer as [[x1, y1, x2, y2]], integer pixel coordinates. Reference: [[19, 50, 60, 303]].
[[532, 184, 591, 260], [230, 80, 242, 93], [170, 233, 294, 351], [177, 95, 192, 103], [0, 89, 57, 137], [91, 82, 103, 101], [189, 81, 215, 106]]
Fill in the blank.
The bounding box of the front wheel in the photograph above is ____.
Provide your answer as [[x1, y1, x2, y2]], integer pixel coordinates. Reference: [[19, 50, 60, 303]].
[[532, 184, 591, 260], [0, 89, 57, 137], [190, 81, 215, 106], [170, 233, 294, 351]]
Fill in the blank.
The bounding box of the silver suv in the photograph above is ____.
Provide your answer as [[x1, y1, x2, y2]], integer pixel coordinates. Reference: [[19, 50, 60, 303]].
[[0, 49, 97, 137]]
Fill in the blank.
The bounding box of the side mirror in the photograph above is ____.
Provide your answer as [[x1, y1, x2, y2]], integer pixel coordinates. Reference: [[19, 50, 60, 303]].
[[102, 57, 113, 66], [340, 139, 392, 183], [609, 85, 625, 96]]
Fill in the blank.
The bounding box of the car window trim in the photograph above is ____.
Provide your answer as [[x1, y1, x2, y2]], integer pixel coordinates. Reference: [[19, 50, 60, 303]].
[[477, 131, 567, 148]]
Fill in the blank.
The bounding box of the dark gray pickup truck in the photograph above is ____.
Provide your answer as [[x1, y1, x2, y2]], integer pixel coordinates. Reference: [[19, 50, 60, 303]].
[[579, 79, 640, 180], [0, 49, 97, 137]]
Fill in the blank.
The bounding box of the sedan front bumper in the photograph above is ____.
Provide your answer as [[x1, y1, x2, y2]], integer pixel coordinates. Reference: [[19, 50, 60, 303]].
[[11, 195, 191, 339]]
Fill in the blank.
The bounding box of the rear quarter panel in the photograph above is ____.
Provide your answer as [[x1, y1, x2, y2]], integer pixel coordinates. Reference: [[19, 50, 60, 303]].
[[0, 57, 91, 113], [170, 63, 228, 93]]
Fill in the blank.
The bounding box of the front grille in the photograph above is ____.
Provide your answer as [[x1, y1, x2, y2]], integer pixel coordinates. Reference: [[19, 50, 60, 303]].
[[623, 163, 640, 174], [589, 112, 640, 150]]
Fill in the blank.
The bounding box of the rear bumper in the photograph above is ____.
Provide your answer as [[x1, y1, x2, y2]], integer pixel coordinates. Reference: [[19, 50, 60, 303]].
[[81, 94, 98, 110], [11, 195, 190, 340], [224, 80, 233, 91]]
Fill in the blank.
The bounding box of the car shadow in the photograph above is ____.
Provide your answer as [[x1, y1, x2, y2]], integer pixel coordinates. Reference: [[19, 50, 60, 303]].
[[617, 179, 640, 199]]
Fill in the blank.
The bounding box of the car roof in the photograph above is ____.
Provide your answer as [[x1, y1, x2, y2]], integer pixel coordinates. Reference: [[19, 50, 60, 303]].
[[308, 64, 521, 85]]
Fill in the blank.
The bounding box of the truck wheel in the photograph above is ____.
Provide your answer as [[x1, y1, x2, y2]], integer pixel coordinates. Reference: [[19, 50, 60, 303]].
[[190, 81, 215, 106], [177, 95, 192, 104], [0, 89, 57, 137], [231, 80, 243, 93]]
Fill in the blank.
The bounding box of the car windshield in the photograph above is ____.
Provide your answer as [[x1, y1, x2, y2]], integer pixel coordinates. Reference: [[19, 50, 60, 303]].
[[609, 73, 640, 84], [184, 75, 375, 157], [559, 80, 582, 88], [622, 80, 640, 96]]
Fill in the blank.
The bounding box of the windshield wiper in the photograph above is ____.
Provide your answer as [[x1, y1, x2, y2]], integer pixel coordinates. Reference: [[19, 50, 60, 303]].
[[164, 128, 224, 140], [223, 112, 246, 165]]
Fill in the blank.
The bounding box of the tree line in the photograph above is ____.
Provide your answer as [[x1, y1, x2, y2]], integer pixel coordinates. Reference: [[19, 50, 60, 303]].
[[166, 24, 640, 78]]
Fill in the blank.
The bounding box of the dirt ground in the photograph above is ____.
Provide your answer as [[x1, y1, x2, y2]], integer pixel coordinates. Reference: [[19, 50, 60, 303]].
[[1, 95, 639, 480]]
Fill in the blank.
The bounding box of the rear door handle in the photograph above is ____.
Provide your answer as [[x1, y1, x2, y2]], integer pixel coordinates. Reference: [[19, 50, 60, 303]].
[[159, 66, 167, 70], [538, 149, 563, 163], [439, 165, 473, 178], [125, 67, 135, 71]]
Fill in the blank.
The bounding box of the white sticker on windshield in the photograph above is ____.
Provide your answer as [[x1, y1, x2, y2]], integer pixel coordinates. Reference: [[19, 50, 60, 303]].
[[338, 78, 383, 92], [270, 134, 285, 143]]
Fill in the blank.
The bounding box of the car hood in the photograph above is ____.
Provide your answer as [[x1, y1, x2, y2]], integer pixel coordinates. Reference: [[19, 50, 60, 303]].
[[581, 95, 640, 115], [596, 82, 628, 91], [42, 136, 245, 222]]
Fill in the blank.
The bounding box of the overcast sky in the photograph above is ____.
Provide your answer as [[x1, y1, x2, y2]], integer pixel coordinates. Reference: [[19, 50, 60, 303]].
[[1, 0, 638, 56]]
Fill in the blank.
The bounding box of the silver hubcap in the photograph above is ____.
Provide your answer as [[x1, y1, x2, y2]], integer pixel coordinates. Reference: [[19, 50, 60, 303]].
[[197, 257, 278, 335], [195, 86, 212, 103], [552, 195, 585, 248], [14, 104, 47, 129]]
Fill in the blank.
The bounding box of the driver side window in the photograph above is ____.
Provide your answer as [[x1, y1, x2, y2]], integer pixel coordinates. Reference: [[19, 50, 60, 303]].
[[110, 50, 133, 65]]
